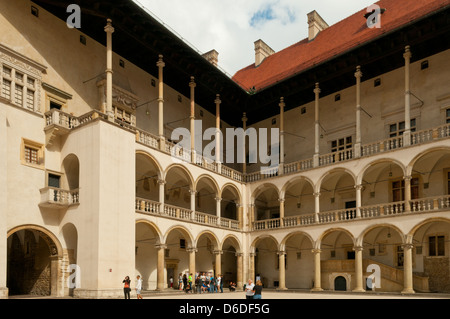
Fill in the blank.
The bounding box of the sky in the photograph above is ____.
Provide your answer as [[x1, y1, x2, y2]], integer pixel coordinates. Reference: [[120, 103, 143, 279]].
[[133, 0, 378, 77]]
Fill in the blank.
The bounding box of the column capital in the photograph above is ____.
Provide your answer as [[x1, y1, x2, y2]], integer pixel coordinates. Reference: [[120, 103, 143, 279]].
[[189, 189, 197, 195], [313, 192, 321, 198], [249, 252, 256, 258], [403, 45, 412, 60], [402, 243, 414, 250], [353, 246, 364, 252], [403, 175, 413, 181], [354, 65, 363, 79], [214, 94, 221, 105], [189, 76, 196, 88], [155, 244, 167, 250], [277, 250, 286, 256], [242, 112, 248, 123], [313, 82, 321, 95], [311, 248, 321, 254], [104, 19, 115, 33], [156, 54, 165, 68], [354, 184, 364, 191], [186, 247, 198, 253], [279, 97, 285, 108], [213, 250, 224, 255], [278, 198, 285, 203], [157, 179, 166, 185], [215, 197, 222, 202]]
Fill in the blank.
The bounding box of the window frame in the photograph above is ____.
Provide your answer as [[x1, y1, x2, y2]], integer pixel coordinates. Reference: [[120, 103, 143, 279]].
[[21, 138, 45, 169]]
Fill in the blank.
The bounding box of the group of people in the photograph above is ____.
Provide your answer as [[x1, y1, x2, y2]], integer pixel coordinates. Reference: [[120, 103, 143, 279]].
[[178, 272, 224, 294], [122, 275, 263, 299]]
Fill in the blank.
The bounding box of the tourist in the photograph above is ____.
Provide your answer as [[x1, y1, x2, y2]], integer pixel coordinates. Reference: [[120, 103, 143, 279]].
[[123, 276, 131, 299], [253, 280, 263, 299], [135, 275, 143, 299], [229, 281, 236, 292], [178, 273, 183, 290], [245, 279, 255, 299]]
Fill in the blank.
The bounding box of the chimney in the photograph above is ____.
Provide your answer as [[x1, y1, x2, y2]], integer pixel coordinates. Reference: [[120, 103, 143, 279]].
[[307, 10, 329, 41], [254, 39, 275, 67], [202, 49, 219, 67]]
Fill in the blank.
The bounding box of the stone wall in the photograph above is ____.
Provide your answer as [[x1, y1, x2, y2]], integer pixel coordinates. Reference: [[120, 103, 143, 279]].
[[424, 256, 450, 292]]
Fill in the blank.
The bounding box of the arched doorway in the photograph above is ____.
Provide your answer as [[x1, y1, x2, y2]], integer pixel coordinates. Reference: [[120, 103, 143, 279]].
[[334, 276, 347, 291], [7, 226, 62, 296]]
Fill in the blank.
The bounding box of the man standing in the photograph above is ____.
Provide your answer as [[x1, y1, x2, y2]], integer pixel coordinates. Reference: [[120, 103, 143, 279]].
[[245, 279, 255, 299], [135, 275, 143, 299]]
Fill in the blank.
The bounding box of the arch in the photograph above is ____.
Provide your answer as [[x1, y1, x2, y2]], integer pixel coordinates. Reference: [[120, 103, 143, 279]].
[[220, 183, 242, 204], [135, 219, 163, 245], [61, 153, 80, 190], [251, 183, 280, 202], [164, 164, 194, 188], [280, 231, 314, 251], [358, 158, 407, 185], [194, 174, 220, 196], [221, 234, 242, 253], [163, 225, 194, 247], [196, 230, 220, 251], [7, 224, 63, 257], [316, 167, 357, 193], [356, 223, 406, 247], [407, 217, 450, 239], [250, 234, 279, 253], [407, 146, 450, 175], [281, 175, 315, 199], [136, 150, 163, 179], [317, 227, 355, 249]]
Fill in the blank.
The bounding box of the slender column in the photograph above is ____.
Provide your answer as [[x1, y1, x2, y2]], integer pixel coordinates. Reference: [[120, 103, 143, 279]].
[[355, 66, 363, 158], [355, 184, 363, 218], [404, 175, 412, 213], [249, 203, 255, 230], [313, 83, 321, 167], [314, 192, 321, 223], [279, 198, 285, 223], [277, 251, 287, 290], [403, 45, 412, 147], [236, 253, 244, 290], [157, 55, 166, 151], [158, 179, 166, 214], [215, 94, 222, 170], [213, 250, 223, 276], [104, 19, 115, 122], [237, 204, 243, 229], [249, 253, 255, 283], [401, 243, 415, 294], [311, 249, 323, 291], [242, 113, 248, 175], [353, 246, 365, 292], [187, 248, 197, 279], [279, 97, 285, 174], [189, 189, 196, 215], [189, 77, 196, 162], [215, 197, 222, 220], [155, 244, 167, 291]]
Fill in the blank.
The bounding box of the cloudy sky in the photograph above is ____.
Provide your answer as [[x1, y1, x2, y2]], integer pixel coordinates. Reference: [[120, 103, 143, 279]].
[[133, 0, 377, 76]]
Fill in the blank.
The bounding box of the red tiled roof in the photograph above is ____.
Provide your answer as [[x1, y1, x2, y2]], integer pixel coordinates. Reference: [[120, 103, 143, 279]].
[[232, 0, 450, 92]]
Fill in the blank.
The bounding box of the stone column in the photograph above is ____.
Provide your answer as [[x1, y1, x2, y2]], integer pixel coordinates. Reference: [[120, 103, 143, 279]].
[[279, 97, 285, 174], [104, 19, 115, 122], [311, 249, 323, 291], [0, 109, 7, 299], [279, 198, 285, 225], [236, 253, 244, 290], [403, 45, 412, 147], [213, 250, 223, 276], [314, 192, 321, 223], [355, 184, 363, 218], [277, 250, 287, 290], [157, 55, 166, 151], [190, 190, 196, 217], [354, 66, 363, 158], [249, 203, 255, 230], [237, 204, 243, 229], [189, 77, 196, 162], [353, 246, 365, 292], [249, 252, 255, 283], [156, 244, 167, 291], [313, 83, 321, 167], [158, 179, 166, 214], [215, 94, 222, 170], [404, 175, 412, 213], [215, 197, 222, 220], [242, 113, 248, 175], [187, 248, 197, 279], [401, 243, 415, 294]]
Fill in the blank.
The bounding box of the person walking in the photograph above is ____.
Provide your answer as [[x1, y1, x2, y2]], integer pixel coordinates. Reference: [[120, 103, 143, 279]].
[[216, 274, 222, 293], [253, 280, 263, 299], [123, 276, 131, 299], [135, 275, 143, 299], [178, 273, 183, 290], [245, 279, 255, 299]]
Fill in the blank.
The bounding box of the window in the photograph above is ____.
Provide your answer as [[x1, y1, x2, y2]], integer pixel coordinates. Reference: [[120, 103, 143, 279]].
[[48, 173, 61, 188], [21, 139, 44, 168], [31, 6, 39, 17], [335, 94, 341, 102], [389, 119, 416, 138], [396, 246, 404, 267], [391, 177, 419, 202], [429, 236, 445, 256], [80, 35, 87, 45], [24, 146, 38, 165], [447, 170, 450, 195], [1, 66, 36, 110], [446, 108, 450, 124], [331, 136, 352, 153], [374, 78, 381, 87], [421, 60, 429, 70], [180, 239, 186, 249]]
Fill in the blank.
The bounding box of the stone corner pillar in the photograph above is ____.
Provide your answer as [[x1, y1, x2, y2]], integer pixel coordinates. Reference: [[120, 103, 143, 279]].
[[311, 248, 323, 291], [352, 246, 365, 292], [401, 243, 415, 294]]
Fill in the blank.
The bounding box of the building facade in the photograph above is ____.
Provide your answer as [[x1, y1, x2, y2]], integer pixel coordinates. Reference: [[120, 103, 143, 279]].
[[0, 0, 450, 298]]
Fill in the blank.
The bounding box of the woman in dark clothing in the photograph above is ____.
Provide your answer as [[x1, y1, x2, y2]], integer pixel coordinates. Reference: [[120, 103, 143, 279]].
[[123, 276, 131, 299], [253, 280, 263, 299], [183, 274, 188, 293]]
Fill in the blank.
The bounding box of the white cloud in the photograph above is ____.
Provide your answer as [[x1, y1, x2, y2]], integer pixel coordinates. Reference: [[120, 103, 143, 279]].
[[134, 0, 377, 76]]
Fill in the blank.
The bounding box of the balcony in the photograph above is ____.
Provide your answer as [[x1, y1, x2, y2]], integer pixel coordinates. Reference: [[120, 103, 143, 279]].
[[252, 195, 450, 231], [39, 187, 80, 209], [135, 198, 240, 230]]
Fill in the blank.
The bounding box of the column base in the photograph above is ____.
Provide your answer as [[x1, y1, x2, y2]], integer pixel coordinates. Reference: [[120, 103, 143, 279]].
[[310, 287, 323, 292], [352, 288, 366, 293], [0, 287, 8, 299], [401, 288, 415, 294], [276, 287, 288, 291]]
